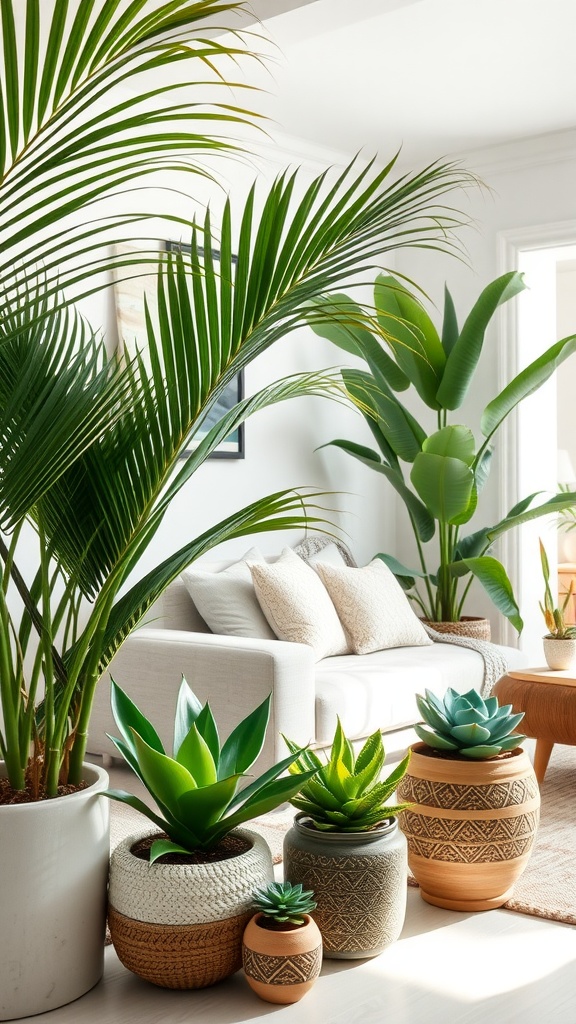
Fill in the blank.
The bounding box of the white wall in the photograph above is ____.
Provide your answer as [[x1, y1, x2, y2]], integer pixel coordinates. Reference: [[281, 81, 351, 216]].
[[393, 130, 576, 641]]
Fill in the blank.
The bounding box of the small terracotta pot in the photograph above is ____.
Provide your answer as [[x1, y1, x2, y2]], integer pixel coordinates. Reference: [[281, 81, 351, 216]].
[[543, 635, 576, 670], [242, 913, 322, 1004]]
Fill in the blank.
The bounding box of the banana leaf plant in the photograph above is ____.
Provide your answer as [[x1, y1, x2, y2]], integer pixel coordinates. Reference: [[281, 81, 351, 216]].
[[103, 679, 318, 858], [308, 273, 576, 631], [0, 2, 478, 799]]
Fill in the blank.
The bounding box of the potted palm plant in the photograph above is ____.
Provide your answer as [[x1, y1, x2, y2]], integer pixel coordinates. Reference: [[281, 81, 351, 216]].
[[0, 1, 481, 1017], [307, 274, 576, 638], [539, 538, 576, 669], [242, 881, 322, 1004], [105, 679, 317, 989], [397, 687, 540, 911], [282, 721, 411, 959]]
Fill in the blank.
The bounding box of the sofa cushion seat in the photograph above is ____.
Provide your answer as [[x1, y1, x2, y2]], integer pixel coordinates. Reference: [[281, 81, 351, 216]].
[[314, 641, 528, 744]]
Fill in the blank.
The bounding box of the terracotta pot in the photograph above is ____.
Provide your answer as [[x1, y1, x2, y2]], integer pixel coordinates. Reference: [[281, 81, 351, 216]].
[[0, 762, 110, 1021], [543, 635, 576, 670], [283, 813, 407, 959], [397, 743, 540, 911], [108, 826, 273, 989], [242, 913, 322, 1003], [422, 616, 491, 641]]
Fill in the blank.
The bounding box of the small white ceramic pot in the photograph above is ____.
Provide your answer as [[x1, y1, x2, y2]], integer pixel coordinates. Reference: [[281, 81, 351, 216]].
[[543, 635, 576, 670]]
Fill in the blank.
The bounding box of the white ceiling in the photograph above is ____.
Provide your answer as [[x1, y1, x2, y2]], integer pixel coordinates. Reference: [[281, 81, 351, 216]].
[[250, 0, 576, 165]]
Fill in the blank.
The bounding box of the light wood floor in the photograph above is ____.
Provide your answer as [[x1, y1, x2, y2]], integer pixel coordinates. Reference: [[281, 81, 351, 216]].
[[19, 888, 576, 1024], [21, 746, 576, 1024]]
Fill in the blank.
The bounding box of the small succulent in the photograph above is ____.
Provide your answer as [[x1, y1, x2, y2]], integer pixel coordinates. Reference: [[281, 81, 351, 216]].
[[252, 881, 317, 926], [415, 687, 526, 759], [539, 537, 576, 639], [284, 719, 411, 831], [103, 679, 317, 862]]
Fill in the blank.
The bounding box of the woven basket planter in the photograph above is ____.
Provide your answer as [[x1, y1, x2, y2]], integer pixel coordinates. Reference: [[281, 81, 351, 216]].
[[422, 616, 491, 641], [397, 743, 540, 911], [108, 827, 273, 989]]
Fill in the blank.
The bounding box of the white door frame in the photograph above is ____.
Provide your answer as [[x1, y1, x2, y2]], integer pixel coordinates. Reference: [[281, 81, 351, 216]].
[[497, 220, 576, 651]]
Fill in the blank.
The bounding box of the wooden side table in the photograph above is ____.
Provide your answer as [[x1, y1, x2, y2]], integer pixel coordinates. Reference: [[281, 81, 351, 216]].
[[493, 667, 576, 786]]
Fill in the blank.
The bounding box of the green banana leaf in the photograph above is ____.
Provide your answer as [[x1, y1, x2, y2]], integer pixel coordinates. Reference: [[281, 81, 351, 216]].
[[458, 555, 523, 633], [374, 274, 445, 410], [410, 452, 475, 525], [436, 271, 527, 410]]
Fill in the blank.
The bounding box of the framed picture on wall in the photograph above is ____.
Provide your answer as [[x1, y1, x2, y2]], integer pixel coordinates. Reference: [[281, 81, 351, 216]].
[[113, 241, 244, 459]]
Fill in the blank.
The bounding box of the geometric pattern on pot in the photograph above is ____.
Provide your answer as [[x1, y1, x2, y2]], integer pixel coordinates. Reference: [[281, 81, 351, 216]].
[[398, 775, 539, 810], [400, 809, 540, 863], [285, 849, 406, 954], [109, 827, 273, 925], [242, 945, 322, 985]]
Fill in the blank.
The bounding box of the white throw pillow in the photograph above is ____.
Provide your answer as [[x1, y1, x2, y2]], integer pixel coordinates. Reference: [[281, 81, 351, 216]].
[[249, 547, 349, 659], [316, 559, 433, 655], [181, 547, 276, 639], [302, 541, 350, 569]]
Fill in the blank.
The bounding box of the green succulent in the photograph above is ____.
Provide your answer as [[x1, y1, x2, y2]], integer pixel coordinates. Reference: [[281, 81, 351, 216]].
[[252, 882, 317, 926], [283, 719, 411, 832], [415, 687, 526, 759], [103, 679, 317, 863]]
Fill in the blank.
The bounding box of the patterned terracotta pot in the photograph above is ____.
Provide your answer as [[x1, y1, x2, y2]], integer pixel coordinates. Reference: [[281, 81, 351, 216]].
[[242, 913, 322, 1003], [283, 813, 407, 959], [108, 827, 273, 989], [397, 743, 540, 911]]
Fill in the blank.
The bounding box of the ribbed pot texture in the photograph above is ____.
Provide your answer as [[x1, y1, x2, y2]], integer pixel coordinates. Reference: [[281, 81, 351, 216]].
[[283, 814, 407, 959], [108, 827, 273, 989], [242, 913, 322, 1004], [397, 743, 540, 911]]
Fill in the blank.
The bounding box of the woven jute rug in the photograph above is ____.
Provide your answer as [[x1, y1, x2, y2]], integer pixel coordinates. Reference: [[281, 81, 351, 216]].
[[108, 744, 575, 927]]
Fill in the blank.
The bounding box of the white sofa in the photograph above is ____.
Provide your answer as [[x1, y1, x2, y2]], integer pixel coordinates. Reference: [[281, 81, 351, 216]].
[[88, 545, 528, 771]]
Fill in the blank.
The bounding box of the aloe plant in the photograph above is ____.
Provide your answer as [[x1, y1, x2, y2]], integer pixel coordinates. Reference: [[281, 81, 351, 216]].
[[252, 882, 317, 926], [0, 1, 478, 799], [283, 720, 411, 832], [415, 687, 526, 759], [103, 679, 318, 862], [308, 274, 576, 630]]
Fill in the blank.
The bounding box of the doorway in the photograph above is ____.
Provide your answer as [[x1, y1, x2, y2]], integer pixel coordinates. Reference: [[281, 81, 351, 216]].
[[497, 223, 576, 661]]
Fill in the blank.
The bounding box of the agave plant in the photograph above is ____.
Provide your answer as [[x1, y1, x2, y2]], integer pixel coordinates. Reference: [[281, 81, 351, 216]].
[[539, 538, 576, 639], [103, 679, 318, 862], [283, 720, 411, 832], [252, 881, 317, 926], [414, 688, 526, 759], [0, 0, 478, 800]]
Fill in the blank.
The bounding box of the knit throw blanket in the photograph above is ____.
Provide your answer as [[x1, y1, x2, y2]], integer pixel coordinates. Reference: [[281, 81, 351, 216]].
[[422, 624, 509, 697]]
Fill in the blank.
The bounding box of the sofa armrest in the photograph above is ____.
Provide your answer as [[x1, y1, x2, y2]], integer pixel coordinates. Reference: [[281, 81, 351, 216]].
[[88, 628, 316, 773]]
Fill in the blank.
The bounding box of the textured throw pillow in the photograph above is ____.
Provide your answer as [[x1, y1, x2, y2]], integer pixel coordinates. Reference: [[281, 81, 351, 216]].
[[249, 547, 349, 659], [181, 547, 276, 639], [316, 559, 433, 655], [301, 540, 350, 569]]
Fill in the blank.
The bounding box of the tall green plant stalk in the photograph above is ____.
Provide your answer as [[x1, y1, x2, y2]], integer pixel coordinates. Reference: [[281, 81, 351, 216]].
[[0, 1, 479, 796]]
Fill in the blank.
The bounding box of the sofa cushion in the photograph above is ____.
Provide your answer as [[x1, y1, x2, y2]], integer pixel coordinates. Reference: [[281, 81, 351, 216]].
[[316, 558, 432, 654], [314, 641, 528, 744], [181, 547, 276, 639], [249, 547, 349, 659]]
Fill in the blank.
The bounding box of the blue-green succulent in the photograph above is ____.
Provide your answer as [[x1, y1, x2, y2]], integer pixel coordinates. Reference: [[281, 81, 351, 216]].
[[415, 687, 526, 760]]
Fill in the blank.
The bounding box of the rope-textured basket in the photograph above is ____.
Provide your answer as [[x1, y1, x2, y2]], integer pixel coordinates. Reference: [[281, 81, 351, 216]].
[[108, 827, 273, 989], [422, 617, 491, 642]]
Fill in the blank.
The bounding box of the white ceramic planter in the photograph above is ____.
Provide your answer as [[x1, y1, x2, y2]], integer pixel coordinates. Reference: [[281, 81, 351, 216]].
[[543, 635, 576, 670], [0, 762, 110, 1021]]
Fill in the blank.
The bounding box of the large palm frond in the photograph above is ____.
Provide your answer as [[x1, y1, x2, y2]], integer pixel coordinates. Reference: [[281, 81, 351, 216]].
[[0, 0, 264, 304]]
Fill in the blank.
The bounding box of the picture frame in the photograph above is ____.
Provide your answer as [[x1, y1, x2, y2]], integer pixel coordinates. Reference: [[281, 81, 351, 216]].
[[112, 241, 244, 460]]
